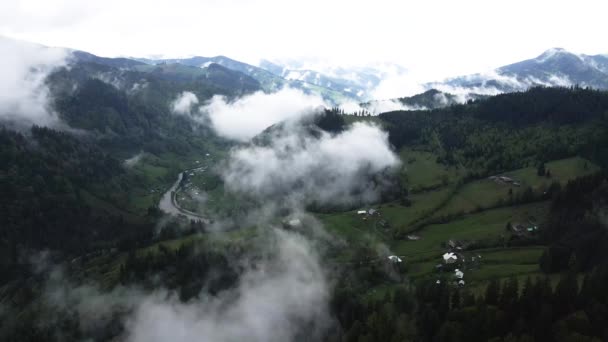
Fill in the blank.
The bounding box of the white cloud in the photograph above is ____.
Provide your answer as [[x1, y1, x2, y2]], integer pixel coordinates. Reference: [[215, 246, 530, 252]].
[[3, 0, 607, 82], [171, 91, 199, 115], [222, 121, 400, 205], [124, 151, 144, 168], [370, 71, 427, 99], [125, 229, 330, 342], [200, 87, 326, 141], [31, 228, 333, 342], [341, 99, 426, 115], [0, 36, 68, 126], [434, 70, 575, 101]]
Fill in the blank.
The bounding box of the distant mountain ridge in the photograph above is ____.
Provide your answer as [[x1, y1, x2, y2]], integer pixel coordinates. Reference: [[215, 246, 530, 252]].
[[432, 48, 608, 94], [361, 48, 608, 113], [68, 45, 608, 110], [258, 59, 409, 101], [133, 55, 357, 104]]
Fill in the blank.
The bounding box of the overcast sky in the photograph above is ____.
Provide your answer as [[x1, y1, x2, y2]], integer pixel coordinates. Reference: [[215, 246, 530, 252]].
[[1, 0, 607, 81]]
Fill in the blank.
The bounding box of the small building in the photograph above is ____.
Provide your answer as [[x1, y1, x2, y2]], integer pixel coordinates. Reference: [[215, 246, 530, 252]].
[[443, 252, 458, 264], [454, 269, 464, 279], [527, 226, 538, 232], [287, 219, 302, 227], [388, 255, 402, 263], [407, 234, 421, 241], [368, 209, 378, 216], [357, 210, 367, 215]]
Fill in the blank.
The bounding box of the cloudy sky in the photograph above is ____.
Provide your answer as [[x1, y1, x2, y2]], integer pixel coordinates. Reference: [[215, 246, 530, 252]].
[[1, 0, 607, 81]]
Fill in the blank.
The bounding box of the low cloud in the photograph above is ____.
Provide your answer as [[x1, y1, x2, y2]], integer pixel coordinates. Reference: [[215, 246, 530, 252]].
[[435, 70, 574, 100], [171, 91, 199, 115], [341, 99, 426, 115], [369, 66, 576, 106], [93, 71, 124, 89], [124, 151, 144, 168], [125, 229, 330, 342], [200, 87, 326, 141], [0, 36, 68, 127], [370, 69, 427, 99], [28, 228, 333, 342], [222, 121, 400, 206]]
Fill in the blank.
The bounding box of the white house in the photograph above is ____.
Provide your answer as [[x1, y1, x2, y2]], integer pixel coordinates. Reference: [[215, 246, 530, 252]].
[[454, 269, 464, 279], [443, 252, 458, 264], [287, 219, 302, 227], [357, 210, 367, 215], [388, 255, 402, 263]]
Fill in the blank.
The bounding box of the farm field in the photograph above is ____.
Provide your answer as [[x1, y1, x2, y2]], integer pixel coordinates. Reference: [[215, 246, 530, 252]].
[[318, 154, 599, 291]]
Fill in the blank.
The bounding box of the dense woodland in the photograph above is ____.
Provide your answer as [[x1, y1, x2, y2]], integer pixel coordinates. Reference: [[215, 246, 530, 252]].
[[381, 87, 608, 173], [2, 68, 608, 342], [330, 267, 608, 342], [328, 168, 608, 342], [540, 171, 608, 273], [0, 126, 157, 282]]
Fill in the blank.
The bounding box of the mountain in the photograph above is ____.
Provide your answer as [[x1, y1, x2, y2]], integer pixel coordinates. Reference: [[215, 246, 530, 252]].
[[258, 59, 407, 101], [43, 49, 264, 158], [135, 55, 287, 92], [379, 86, 608, 171], [135, 56, 355, 104], [359, 89, 463, 113], [259, 60, 371, 99], [433, 48, 608, 94], [70, 50, 146, 69]]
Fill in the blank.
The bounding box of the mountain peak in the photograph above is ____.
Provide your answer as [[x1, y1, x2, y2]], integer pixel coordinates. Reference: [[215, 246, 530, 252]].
[[536, 47, 574, 62]]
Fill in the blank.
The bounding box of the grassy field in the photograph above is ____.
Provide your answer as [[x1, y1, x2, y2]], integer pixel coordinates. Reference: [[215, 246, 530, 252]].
[[311, 156, 594, 295], [506, 156, 599, 189], [83, 152, 599, 293], [391, 202, 548, 261], [434, 156, 599, 218], [400, 148, 464, 192], [316, 185, 456, 246]]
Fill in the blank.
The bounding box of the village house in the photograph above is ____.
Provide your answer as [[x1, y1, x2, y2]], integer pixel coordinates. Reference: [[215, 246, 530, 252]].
[[443, 252, 458, 264], [388, 255, 402, 263], [454, 269, 464, 279]]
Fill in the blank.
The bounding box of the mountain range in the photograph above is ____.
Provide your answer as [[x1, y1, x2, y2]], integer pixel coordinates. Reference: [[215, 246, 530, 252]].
[[430, 48, 608, 96], [3, 36, 608, 117], [131, 47, 608, 110]]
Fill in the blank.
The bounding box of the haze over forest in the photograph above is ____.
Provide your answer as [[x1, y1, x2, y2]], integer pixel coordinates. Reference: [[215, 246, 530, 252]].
[[1, 1, 608, 342]]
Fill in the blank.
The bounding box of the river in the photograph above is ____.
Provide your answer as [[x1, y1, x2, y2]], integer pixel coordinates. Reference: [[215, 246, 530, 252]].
[[159, 171, 209, 223]]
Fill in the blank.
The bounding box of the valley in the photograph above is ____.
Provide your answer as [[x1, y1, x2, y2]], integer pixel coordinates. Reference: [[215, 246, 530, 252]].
[[1, 32, 608, 342]]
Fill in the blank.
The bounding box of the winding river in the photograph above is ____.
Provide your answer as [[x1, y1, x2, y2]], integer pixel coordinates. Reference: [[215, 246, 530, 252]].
[[159, 171, 209, 223]]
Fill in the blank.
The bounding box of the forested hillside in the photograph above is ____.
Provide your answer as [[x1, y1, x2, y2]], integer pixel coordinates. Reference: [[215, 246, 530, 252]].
[[381, 87, 608, 173]]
